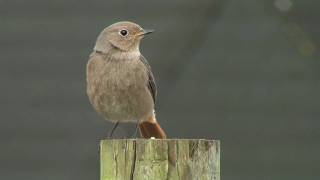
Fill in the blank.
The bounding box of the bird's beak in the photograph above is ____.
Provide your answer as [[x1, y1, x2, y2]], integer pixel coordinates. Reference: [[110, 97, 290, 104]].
[[140, 29, 155, 36]]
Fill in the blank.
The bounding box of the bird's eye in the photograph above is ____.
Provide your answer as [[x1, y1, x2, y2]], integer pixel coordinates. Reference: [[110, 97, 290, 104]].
[[119, 29, 128, 36]]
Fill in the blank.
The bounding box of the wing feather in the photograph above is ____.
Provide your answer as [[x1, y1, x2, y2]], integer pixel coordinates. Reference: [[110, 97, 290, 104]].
[[140, 55, 157, 104]]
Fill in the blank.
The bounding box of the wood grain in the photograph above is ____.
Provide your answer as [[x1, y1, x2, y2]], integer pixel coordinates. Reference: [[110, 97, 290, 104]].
[[100, 139, 220, 180]]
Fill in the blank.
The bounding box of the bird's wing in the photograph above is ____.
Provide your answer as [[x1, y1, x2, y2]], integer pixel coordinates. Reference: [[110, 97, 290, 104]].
[[139, 55, 157, 104]]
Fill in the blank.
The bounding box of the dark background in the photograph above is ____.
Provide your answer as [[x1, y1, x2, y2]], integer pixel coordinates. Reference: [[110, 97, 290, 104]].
[[1, 0, 319, 179]]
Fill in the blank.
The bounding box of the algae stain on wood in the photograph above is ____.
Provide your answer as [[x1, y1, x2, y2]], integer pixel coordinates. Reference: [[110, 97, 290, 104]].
[[100, 139, 220, 180]]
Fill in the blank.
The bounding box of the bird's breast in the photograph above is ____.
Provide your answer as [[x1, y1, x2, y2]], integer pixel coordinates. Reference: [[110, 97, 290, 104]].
[[86, 55, 153, 122], [103, 59, 148, 89]]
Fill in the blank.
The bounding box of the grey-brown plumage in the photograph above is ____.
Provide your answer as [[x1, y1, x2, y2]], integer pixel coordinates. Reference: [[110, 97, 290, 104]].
[[86, 21, 166, 138]]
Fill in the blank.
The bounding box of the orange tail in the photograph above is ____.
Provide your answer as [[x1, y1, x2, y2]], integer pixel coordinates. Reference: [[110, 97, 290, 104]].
[[139, 121, 166, 139]]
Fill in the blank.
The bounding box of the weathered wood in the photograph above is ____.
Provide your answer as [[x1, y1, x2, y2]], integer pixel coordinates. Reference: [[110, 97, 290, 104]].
[[100, 139, 220, 180]]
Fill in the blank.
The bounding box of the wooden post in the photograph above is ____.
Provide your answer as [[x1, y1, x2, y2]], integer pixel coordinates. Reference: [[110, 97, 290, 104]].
[[100, 139, 220, 180]]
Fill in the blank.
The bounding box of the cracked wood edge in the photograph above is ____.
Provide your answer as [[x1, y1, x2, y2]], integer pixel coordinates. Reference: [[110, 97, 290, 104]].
[[100, 139, 220, 180]]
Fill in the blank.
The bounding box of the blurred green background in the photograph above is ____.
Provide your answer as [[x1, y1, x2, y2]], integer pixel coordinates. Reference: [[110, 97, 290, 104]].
[[1, 0, 319, 179]]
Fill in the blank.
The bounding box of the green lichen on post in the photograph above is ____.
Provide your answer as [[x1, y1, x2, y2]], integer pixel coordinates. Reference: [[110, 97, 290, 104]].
[[100, 139, 220, 180]]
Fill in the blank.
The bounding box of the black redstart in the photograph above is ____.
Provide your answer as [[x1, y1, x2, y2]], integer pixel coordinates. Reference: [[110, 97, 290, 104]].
[[86, 21, 166, 139]]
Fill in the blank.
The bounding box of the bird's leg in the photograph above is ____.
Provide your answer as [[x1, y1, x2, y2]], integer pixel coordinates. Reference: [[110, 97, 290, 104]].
[[98, 122, 120, 154], [130, 120, 140, 139], [108, 121, 119, 138]]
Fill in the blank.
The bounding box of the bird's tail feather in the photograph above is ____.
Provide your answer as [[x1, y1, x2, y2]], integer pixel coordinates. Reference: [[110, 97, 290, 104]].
[[139, 120, 166, 139]]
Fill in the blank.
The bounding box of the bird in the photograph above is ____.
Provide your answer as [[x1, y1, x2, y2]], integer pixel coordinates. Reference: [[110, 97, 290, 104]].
[[86, 21, 166, 139]]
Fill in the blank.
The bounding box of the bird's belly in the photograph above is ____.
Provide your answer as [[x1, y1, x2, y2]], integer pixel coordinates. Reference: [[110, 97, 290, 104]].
[[99, 85, 153, 122]]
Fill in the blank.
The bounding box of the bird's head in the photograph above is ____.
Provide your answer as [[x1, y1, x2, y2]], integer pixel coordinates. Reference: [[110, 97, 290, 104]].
[[94, 21, 154, 53]]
